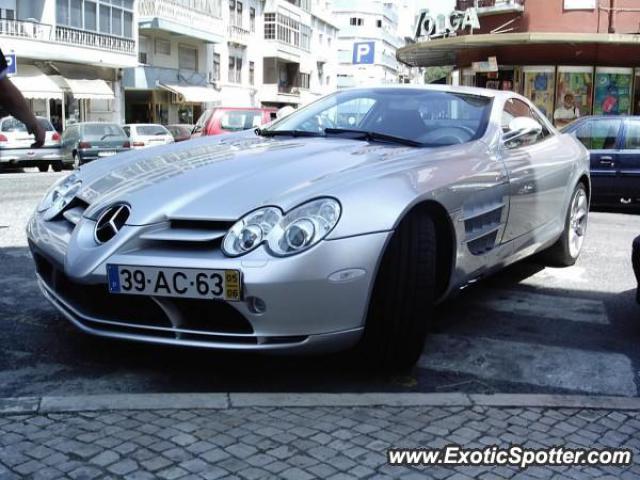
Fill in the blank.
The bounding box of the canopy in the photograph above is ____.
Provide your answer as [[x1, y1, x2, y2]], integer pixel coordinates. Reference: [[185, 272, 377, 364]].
[[8, 65, 63, 100], [51, 76, 115, 100], [159, 83, 219, 103]]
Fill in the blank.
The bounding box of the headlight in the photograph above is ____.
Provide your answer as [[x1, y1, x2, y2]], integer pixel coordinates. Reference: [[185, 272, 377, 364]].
[[222, 207, 282, 257], [222, 198, 341, 258], [37, 173, 82, 220]]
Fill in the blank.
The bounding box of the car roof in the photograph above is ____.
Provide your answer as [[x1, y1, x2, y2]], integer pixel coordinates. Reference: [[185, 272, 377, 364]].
[[341, 84, 514, 100], [125, 123, 167, 127]]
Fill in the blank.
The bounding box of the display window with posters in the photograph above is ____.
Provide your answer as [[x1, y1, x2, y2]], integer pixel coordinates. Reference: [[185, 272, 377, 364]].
[[522, 66, 555, 120], [632, 69, 640, 115], [594, 67, 633, 116], [555, 66, 593, 128]]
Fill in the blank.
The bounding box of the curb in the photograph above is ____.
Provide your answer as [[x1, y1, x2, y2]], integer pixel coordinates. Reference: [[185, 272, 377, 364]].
[[1, 393, 640, 415]]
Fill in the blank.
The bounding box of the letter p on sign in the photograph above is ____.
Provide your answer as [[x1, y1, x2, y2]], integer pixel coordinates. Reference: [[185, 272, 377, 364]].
[[353, 42, 375, 65]]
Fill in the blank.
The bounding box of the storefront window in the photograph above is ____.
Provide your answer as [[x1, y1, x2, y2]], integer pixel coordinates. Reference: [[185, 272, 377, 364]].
[[523, 66, 555, 120], [593, 67, 633, 116], [632, 70, 640, 115], [555, 66, 593, 126]]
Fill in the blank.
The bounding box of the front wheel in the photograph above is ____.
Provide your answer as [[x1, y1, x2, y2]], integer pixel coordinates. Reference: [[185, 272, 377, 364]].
[[357, 211, 437, 370], [541, 183, 589, 267]]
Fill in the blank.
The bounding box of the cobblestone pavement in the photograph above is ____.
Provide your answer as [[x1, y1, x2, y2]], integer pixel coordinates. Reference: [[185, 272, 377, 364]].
[[1, 404, 639, 479]]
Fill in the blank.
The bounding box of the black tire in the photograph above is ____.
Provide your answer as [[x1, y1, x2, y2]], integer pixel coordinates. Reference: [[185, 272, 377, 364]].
[[540, 183, 588, 267], [358, 211, 437, 370], [51, 161, 63, 172], [37, 164, 49, 172]]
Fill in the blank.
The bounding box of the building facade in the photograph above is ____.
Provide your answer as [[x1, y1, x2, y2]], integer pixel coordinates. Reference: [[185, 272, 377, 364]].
[[0, 0, 138, 129], [399, 0, 640, 124], [123, 0, 223, 125]]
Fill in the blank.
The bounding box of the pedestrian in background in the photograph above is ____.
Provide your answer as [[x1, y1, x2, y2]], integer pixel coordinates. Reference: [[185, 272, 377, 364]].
[[554, 92, 580, 128], [0, 47, 45, 148]]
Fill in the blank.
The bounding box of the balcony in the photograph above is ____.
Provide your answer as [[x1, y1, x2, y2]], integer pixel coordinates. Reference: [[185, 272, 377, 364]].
[[138, 0, 224, 43], [123, 65, 208, 90], [456, 0, 525, 16], [0, 19, 135, 56], [228, 24, 251, 46], [260, 83, 300, 105]]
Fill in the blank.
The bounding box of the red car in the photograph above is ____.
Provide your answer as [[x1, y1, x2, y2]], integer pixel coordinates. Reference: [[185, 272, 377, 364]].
[[192, 107, 277, 137]]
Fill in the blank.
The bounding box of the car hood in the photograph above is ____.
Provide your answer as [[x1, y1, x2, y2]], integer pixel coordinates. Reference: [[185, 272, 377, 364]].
[[76, 133, 416, 224]]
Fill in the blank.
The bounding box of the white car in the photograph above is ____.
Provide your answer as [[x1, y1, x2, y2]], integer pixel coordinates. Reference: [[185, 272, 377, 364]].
[[123, 124, 174, 150]]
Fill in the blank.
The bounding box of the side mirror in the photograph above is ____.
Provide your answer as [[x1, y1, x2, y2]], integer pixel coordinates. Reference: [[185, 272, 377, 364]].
[[502, 117, 543, 147]]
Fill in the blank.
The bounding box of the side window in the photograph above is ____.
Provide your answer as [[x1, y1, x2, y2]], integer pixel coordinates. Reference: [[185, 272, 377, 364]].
[[624, 121, 640, 150], [577, 119, 622, 150], [502, 98, 545, 148], [123, 126, 131, 137]]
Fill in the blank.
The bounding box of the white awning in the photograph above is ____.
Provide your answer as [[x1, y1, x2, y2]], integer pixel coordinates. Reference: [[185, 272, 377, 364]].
[[51, 76, 115, 100], [159, 83, 219, 103], [8, 65, 64, 100]]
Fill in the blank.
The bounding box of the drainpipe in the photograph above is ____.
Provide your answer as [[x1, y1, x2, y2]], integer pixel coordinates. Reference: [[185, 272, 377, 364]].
[[609, 0, 616, 33]]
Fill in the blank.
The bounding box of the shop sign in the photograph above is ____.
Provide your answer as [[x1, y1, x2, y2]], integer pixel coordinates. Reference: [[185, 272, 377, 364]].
[[4, 53, 16, 76], [564, 0, 596, 10], [472, 56, 498, 73], [415, 8, 480, 40]]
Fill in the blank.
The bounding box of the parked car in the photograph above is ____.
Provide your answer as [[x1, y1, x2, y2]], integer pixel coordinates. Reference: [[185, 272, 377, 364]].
[[124, 124, 174, 149], [191, 107, 277, 137], [28, 86, 590, 369], [562, 115, 640, 206], [166, 124, 193, 143], [0, 116, 62, 172], [61, 123, 130, 168]]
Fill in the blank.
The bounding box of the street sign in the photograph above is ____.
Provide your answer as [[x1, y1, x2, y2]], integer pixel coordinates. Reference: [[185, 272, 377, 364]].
[[4, 53, 16, 76], [353, 42, 375, 65]]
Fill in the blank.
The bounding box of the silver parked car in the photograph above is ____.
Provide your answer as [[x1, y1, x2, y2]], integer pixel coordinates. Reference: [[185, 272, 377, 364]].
[[0, 116, 63, 172], [27, 86, 590, 368]]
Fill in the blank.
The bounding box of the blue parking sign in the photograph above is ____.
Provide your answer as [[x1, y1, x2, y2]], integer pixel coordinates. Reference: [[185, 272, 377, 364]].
[[4, 54, 16, 76], [352, 42, 375, 65]]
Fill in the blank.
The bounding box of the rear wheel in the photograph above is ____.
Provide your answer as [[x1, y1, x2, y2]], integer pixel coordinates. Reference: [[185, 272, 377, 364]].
[[358, 211, 437, 370], [51, 161, 63, 172], [37, 164, 49, 172], [541, 183, 589, 267]]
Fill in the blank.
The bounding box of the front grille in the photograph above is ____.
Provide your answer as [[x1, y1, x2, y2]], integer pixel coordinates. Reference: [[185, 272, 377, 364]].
[[34, 253, 259, 344]]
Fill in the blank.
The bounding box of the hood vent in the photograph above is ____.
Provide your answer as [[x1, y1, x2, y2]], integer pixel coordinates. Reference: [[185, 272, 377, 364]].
[[139, 219, 235, 244]]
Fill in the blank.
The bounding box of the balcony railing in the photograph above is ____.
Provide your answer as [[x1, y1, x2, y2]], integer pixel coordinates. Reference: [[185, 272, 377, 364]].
[[0, 19, 135, 55], [55, 25, 135, 55], [228, 24, 251, 44], [456, 0, 525, 13], [138, 0, 222, 32]]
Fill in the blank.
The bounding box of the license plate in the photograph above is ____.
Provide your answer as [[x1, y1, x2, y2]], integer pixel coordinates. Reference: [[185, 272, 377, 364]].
[[98, 151, 116, 157], [107, 265, 241, 301]]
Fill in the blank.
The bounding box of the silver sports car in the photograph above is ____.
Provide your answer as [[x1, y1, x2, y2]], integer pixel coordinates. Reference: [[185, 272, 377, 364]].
[[28, 86, 590, 368]]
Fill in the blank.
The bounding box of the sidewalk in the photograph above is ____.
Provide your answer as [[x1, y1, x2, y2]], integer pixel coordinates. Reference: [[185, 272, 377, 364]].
[[0, 394, 639, 479]]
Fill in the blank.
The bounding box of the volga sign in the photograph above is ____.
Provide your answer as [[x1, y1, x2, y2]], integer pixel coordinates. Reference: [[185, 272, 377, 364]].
[[415, 8, 480, 40]]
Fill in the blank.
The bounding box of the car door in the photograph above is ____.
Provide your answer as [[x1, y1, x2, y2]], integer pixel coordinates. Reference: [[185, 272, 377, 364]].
[[615, 118, 640, 201], [575, 117, 622, 181], [499, 98, 573, 242]]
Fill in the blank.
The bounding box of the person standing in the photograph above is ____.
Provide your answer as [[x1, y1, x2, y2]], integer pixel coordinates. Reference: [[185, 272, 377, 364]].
[[0, 47, 45, 147], [554, 92, 580, 128]]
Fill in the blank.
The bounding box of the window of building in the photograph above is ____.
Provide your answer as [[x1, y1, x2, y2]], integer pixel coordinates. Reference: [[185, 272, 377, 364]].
[[155, 38, 171, 55], [229, 56, 243, 83], [249, 61, 255, 85], [58, 0, 134, 38], [350, 17, 363, 26], [138, 35, 149, 64], [264, 12, 310, 50], [213, 53, 221, 81], [299, 73, 310, 89], [237, 1, 243, 27], [178, 45, 198, 71], [229, 0, 236, 26], [376, 19, 382, 28], [250, 7, 256, 32]]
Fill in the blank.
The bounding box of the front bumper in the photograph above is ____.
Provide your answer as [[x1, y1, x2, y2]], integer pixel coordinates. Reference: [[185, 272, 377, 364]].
[[27, 212, 390, 353]]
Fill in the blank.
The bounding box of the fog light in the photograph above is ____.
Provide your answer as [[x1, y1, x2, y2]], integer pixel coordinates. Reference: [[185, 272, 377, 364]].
[[247, 296, 267, 314]]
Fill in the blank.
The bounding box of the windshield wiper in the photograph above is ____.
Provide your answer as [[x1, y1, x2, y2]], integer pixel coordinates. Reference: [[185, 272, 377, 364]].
[[324, 128, 423, 147], [100, 133, 119, 140], [255, 128, 324, 138]]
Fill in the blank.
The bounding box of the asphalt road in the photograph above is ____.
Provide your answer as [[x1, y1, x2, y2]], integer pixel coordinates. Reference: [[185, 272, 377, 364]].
[[1, 170, 639, 398]]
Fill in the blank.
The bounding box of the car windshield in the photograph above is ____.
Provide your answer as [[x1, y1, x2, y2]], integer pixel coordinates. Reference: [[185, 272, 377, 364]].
[[136, 125, 169, 136], [264, 88, 493, 147], [82, 124, 126, 139], [1, 117, 54, 132], [220, 110, 264, 131]]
